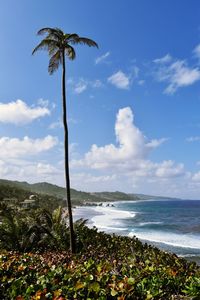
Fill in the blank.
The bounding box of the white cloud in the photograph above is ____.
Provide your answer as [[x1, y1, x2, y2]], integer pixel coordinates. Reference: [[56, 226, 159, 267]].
[[154, 160, 185, 178], [165, 61, 200, 94], [36, 162, 60, 176], [69, 78, 103, 94], [193, 44, 200, 61], [108, 71, 130, 89], [186, 136, 200, 142], [153, 54, 172, 64], [0, 104, 197, 198], [71, 172, 116, 184], [37, 98, 49, 108], [146, 138, 168, 149], [154, 55, 200, 94], [74, 80, 88, 94], [95, 52, 110, 64], [70, 171, 123, 192], [192, 171, 200, 182], [49, 120, 63, 129], [0, 159, 64, 186], [71, 107, 168, 174], [0, 100, 50, 124], [0, 134, 63, 186], [69, 106, 193, 197], [0, 135, 58, 158]]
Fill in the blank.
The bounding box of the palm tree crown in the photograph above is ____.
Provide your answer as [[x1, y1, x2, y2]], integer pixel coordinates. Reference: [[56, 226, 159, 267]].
[[32, 27, 98, 74]]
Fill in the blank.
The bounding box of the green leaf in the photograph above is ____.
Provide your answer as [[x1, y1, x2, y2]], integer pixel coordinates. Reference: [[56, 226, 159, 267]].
[[75, 281, 85, 290], [146, 292, 153, 299], [89, 282, 100, 293], [26, 284, 35, 294], [89, 274, 94, 280], [127, 277, 135, 285], [111, 289, 118, 296]]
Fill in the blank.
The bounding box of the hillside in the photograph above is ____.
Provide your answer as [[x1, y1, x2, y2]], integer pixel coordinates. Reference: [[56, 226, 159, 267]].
[[92, 191, 140, 201], [0, 178, 171, 206]]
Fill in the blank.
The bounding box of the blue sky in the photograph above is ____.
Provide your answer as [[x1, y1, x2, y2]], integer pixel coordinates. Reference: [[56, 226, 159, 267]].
[[1, 0, 200, 198]]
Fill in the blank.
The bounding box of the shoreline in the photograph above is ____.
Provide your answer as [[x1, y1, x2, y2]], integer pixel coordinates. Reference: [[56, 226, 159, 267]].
[[73, 201, 200, 265]]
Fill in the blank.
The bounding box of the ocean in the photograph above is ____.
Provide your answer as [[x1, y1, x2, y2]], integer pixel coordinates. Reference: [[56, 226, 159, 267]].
[[74, 199, 200, 264]]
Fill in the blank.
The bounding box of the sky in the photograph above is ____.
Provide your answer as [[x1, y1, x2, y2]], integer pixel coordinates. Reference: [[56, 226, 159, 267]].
[[1, 1, 200, 199]]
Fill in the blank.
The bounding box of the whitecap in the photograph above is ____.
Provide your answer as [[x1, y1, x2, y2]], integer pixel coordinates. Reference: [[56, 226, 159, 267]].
[[138, 221, 163, 226], [91, 205, 136, 231], [128, 230, 200, 250]]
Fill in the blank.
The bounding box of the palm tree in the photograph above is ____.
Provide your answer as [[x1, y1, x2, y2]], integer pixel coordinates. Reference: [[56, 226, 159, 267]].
[[32, 28, 98, 253]]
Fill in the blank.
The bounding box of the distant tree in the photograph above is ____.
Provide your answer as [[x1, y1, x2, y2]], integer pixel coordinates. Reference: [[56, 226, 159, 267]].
[[32, 28, 98, 253]]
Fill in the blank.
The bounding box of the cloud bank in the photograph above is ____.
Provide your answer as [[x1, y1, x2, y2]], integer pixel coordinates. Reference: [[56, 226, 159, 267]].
[[0, 100, 50, 124], [68, 107, 191, 197], [71, 107, 181, 180], [0, 135, 58, 158]]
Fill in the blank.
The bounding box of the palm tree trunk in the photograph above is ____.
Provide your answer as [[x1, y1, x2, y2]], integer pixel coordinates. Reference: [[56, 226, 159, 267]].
[[62, 51, 76, 253]]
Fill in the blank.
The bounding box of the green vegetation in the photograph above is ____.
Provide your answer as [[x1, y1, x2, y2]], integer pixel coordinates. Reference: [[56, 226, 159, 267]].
[[1, 216, 200, 299], [2, 181, 199, 298], [0, 204, 71, 252], [0, 182, 65, 212]]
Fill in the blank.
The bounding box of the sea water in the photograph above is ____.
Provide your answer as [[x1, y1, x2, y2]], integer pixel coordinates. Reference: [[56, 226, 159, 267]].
[[74, 199, 200, 264]]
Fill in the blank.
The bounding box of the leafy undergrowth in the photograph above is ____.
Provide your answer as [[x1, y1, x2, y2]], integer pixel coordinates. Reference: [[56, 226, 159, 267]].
[[0, 225, 200, 300]]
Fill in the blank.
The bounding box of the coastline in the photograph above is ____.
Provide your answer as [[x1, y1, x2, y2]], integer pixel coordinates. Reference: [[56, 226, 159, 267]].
[[73, 200, 200, 265]]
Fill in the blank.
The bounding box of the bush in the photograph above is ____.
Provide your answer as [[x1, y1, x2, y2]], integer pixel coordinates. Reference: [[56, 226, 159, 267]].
[[0, 204, 70, 252], [0, 224, 200, 299]]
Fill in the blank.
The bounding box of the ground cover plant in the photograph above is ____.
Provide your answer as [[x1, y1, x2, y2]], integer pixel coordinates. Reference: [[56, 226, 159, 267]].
[[1, 219, 200, 300]]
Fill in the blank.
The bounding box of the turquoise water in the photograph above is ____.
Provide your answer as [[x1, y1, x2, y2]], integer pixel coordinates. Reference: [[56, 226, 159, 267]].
[[74, 199, 200, 263]]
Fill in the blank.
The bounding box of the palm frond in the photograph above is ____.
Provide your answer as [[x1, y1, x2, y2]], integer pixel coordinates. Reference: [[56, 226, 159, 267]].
[[37, 27, 63, 38], [52, 206, 62, 224], [37, 28, 64, 44], [65, 45, 76, 60], [48, 45, 60, 56], [69, 36, 98, 48], [65, 33, 80, 43], [32, 39, 58, 55], [48, 50, 62, 74]]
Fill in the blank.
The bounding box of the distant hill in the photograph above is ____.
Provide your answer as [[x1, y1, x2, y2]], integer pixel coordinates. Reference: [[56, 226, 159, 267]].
[[0, 178, 172, 206], [92, 191, 140, 201]]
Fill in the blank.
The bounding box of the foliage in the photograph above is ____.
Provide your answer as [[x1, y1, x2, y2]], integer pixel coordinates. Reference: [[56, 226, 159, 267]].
[[0, 205, 70, 252], [0, 184, 30, 202], [0, 221, 200, 299], [0, 183, 66, 213]]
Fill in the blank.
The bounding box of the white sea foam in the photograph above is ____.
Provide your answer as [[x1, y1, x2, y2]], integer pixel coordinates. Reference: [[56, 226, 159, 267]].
[[128, 230, 200, 249], [139, 221, 163, 226], [91, 205, 136, 231], [179, 254, 199, 258], [73, 206, 94, 218]]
